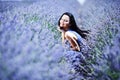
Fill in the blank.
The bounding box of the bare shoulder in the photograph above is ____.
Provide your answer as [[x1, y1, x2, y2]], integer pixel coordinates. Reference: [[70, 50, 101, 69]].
[[65, 31, 77, 39]]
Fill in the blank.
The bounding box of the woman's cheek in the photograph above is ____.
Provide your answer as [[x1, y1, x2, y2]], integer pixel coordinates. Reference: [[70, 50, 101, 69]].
[[60, 23, 63, 27]]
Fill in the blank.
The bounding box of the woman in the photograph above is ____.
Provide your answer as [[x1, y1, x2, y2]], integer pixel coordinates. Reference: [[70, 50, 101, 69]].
[[58, 12, 89, 51]]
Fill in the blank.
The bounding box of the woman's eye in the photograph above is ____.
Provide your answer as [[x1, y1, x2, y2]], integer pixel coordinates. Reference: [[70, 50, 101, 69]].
[[61, 19, 69, 22], [65, 20, 68, 22], [64, 20, 69, 22]]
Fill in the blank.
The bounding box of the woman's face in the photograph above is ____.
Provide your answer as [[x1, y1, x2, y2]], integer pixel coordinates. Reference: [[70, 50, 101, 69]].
[[60, 14, 70, 31]]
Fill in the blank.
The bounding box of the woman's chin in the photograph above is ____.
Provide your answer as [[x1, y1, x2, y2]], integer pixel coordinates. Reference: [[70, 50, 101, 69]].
[[60, 27, 63, 29]]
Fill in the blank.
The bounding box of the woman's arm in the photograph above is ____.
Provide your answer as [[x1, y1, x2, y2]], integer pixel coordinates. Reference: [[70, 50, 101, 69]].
[[62, 32, 65, 44], [65, 32, 80, 51], [57, 27, 65, 44]]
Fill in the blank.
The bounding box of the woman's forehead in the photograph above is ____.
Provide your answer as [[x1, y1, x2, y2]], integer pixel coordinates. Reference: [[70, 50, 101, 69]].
[[61, 15, 70, 20]]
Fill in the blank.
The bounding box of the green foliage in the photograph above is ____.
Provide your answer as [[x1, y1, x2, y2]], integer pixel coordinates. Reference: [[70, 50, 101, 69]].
[[24, 14, 39, 24], [46, 22, 61, 40], [107, 69, 120, 80], [91, 16, 120, 80], [92, 22, 117, 59]]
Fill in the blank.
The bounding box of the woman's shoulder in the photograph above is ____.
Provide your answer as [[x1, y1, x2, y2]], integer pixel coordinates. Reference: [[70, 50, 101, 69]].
[[65, 30, 77, 39], [66, 30, 82, 40], [65, 30, 79, 36]]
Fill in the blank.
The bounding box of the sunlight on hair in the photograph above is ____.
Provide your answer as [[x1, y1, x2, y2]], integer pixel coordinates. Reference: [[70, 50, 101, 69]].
[[77, 0, 86, 5]]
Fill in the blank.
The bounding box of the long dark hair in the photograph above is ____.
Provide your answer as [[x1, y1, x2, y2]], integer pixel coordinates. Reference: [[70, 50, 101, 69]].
[[58, 12, 89, 39]]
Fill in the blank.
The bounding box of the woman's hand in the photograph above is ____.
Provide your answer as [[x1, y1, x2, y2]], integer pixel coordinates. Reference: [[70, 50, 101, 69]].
[[57, 26, 64, 32], [71, 46, 80, 51]]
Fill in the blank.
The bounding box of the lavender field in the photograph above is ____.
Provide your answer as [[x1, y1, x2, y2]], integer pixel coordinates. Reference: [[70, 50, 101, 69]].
[[0, 0, 120, 80]]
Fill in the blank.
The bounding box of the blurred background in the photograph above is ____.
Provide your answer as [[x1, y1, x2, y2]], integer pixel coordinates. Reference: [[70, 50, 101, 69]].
[[0, 0, 120, 80]]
